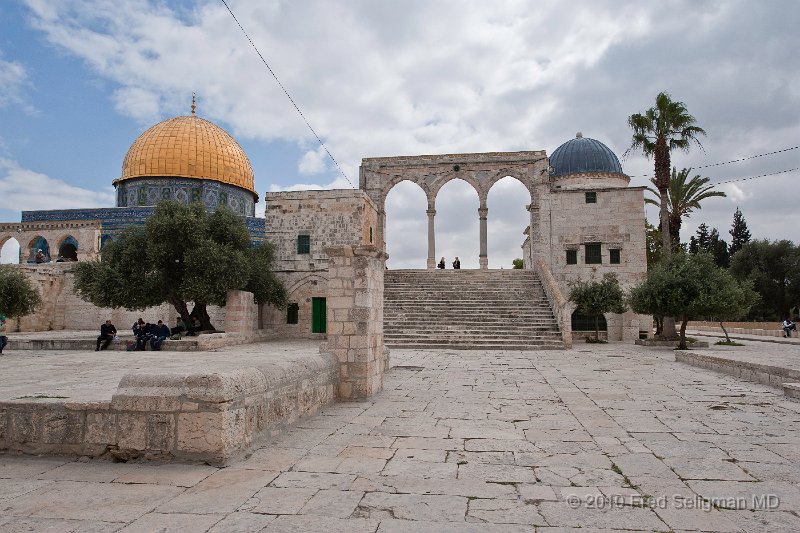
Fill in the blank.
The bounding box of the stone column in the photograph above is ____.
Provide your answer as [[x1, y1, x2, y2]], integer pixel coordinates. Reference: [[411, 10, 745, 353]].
[[479, 205, 488, 269], [323, 245, 390, 400], [426, 208, 436, 269], [224, 289, 258, 336]]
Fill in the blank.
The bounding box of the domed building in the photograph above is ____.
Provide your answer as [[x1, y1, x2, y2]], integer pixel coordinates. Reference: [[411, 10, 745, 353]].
[[114, 110, 258, 216], [549, 132, 629, 188], [1, 104, 265, 264]]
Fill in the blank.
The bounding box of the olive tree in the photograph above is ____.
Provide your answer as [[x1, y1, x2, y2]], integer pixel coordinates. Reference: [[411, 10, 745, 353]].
[[0, 265, 41, 318], [73, 201, 286, 330], [629, 252, 757, 349], [569, 273, 626, 341]]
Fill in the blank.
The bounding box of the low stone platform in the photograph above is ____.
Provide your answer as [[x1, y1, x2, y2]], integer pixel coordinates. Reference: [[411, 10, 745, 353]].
[[6, 329, 276, 352], [0, 340, 338, 464], [635, 338, 709, 348], [674, 334, 800, 401]]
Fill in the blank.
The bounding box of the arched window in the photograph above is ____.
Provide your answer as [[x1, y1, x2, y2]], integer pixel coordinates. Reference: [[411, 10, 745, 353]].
[[571, 310, 607, 331], [58, 236, 79, 261], [27, 236, 51, 263]]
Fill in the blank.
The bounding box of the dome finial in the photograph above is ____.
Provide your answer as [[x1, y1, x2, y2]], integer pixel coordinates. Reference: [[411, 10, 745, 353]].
[[576, 132, 583, 138], [191, 92, 196, 116]]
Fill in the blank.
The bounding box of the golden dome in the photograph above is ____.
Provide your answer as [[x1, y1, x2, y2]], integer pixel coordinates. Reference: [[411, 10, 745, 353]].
[[117, 115, 256, 196]]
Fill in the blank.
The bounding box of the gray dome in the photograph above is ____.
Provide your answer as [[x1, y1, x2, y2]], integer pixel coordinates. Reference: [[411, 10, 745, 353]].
[[549, 133, 624, 177]]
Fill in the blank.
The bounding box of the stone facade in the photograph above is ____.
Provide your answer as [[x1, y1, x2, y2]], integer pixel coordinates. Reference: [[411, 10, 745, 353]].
[[261, 190, 381, 340]]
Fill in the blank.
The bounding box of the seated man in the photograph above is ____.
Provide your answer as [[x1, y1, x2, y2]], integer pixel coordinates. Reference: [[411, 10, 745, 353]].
[[150, 320, 171, 351], [0, 314, 7, 355], [171, 316, 187, 336], [783, 318, 797, 338], [96, 319, 117, 351], [133, 319, 153, 351]]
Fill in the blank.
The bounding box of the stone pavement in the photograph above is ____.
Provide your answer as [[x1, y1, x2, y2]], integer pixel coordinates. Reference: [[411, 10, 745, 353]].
[[3, 342, 800, 532], [687, 333, 800, 373]]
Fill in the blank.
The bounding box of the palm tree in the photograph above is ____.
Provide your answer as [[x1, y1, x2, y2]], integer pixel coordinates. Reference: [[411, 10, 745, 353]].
[[645, 167, 726, 249], [626, 92, 706, 255]]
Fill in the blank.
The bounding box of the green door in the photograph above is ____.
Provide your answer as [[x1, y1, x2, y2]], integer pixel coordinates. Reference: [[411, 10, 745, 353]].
[[311, 297, 327, 333]]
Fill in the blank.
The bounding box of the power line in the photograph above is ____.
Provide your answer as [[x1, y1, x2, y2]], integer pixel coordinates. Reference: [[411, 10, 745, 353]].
[[628, 145, 799, 178], [218, 0, 355, 188], [712, 167, 799, 186]]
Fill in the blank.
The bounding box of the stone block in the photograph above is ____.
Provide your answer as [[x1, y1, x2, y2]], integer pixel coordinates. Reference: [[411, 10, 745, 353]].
[[147, 413, 176, 451], [117, 413, 148, 450], [42, 411, 83, 444], [10, 411, 41, 444], [85, 412, 117, 444], [176, 409, 246, 462]]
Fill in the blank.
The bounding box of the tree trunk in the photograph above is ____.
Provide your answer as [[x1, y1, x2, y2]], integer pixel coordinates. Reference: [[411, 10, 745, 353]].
[[654, 315, 663, 336], [169, 297, 191, 328], [654, 137, 677, 339], [720, 321, 731, 343], [678, 316, 689, 350], [191, 302, 215, 331], [594, 314, 600, 341]]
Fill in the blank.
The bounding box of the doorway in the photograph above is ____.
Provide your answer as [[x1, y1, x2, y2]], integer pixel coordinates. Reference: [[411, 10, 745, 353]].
[[311, 297, 327, 333]]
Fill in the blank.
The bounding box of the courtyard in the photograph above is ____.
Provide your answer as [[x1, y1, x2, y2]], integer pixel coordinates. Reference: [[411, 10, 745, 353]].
[[2, 340, 800, 532]]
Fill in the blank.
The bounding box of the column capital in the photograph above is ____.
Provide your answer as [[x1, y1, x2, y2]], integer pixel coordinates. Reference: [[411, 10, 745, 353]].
[[478, 207, 488, 219], [426, 209, 436, 217]]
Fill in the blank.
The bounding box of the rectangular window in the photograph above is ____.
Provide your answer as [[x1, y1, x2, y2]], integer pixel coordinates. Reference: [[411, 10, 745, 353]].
[[610, 249, 621, 264], [297, 234, 310, 254], [287, 303, 299, 324], [585, 243, 602, 264], [566, 249, 577, 265], [585, 191, 597, 204]]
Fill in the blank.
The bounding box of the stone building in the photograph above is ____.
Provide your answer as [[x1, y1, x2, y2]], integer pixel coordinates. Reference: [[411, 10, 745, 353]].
[[0, 102, 649, 342]]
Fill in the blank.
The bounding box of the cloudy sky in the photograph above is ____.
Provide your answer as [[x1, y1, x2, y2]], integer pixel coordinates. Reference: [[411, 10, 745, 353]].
[[1, 0, 798, 267]]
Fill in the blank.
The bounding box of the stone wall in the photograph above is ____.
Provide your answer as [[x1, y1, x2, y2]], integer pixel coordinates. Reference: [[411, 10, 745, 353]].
[[7, 264, 225, 333], [265, 189, 379, 273], [0, 353, 338, 465], [529, 184, 650, 341], [0, 221, 101, 263]]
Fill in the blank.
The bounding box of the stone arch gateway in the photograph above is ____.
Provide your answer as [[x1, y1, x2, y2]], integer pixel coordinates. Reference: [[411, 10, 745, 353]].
[[360, 151, 546, 269]]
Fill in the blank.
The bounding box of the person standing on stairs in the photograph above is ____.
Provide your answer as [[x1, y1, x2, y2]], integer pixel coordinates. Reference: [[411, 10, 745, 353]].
[[452, 257, 461, 269]]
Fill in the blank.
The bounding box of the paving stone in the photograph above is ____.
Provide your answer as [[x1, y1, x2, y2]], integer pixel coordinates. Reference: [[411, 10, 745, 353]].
[[2, 480, 182, 522], [298, 489, 364, 518], [207, 511, 276, 532], [157, 469, 276, 514], [113, 463, 217, 487], [467, 498, 547, 525], [270, 470, 355, 490], [0, 478, 52, 502], [243, 486, 318, 514], [40, 460, 145, 483], [457, 462, 537, 483], [377, 519, 531, 532], [0, 516, 123, 533], [538, 501, 668, 530], [356, 492, 468, 522], [117, 512, 224, 532], [263, 515, 379, 533]]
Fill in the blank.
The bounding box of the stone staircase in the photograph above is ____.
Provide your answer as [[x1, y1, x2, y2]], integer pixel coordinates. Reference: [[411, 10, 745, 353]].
[[384, 269, 564, 350]]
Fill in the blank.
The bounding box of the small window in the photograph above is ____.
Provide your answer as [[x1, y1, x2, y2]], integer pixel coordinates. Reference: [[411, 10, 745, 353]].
[[610, 249, 621, 264], [566, 249, 577, 265], [297, 234, 310, 254], [585, 243, 602, 264], [287, 303, 299, 324], [585, 191, 597, 204], [369, 226, 373, 244]]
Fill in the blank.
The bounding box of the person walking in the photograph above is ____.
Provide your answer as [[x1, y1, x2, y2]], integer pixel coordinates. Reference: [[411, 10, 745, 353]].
[[438, 257, 446, 269], [0, 314, 8, 355], [95, 319, 117, 351], [452, 257, 461, 269]]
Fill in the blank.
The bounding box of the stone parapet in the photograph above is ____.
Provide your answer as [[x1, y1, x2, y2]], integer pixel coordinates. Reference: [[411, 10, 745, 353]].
[[0, 351, 338, 464], [323, 245, 389, 400], [534, 259, 572, 348], [675, 351, 800, 394]]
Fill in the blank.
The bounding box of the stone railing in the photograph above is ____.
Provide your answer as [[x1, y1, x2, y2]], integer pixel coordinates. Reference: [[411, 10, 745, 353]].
[[688, 320, 782, 331], [534, 258, 572, 348], [1, 352, 338, 465]]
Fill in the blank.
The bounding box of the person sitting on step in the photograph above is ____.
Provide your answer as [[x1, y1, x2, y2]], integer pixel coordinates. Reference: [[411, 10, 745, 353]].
[[95, 319, 117, 351], [438, 256, 446, 269], [150, 320, 171, 351]]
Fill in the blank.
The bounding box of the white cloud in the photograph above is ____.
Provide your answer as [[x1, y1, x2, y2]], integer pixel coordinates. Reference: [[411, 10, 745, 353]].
[[0, 52, 33, 112], [297, 145, 328, 175], [18, 0, 800, 265], [0, 157, 115, 212]]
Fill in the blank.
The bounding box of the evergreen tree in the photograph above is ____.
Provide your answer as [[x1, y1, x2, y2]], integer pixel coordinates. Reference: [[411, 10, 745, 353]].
[[688, 236, 699, 254], [729, 207, 752, 256], [695, 223, 710, 249], [707, 228, 730, 268]]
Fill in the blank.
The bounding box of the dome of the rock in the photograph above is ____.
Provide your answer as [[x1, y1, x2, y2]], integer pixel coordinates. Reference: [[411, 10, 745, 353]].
[[549, 133, 625, 178], [118, 115, 255, 193]]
